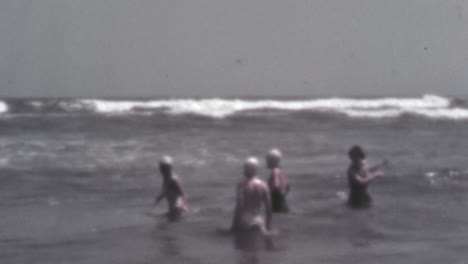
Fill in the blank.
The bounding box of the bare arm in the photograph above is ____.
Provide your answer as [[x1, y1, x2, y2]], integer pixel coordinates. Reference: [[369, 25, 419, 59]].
[[173, 176, 187, 203], [155, 191, 165, 205], [368, 159, 388, 172], [354, 167, 381, 184], [271, 168, 290, 195], [230, 184, 241, 232], [262, 185, 272, 231], [270, 169, 281, 190], [283, 171, 290, 195], [230, 204, 240, 232]]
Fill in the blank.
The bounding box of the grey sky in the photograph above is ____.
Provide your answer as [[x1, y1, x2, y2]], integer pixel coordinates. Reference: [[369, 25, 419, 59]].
[[1, 0, 467, 98]]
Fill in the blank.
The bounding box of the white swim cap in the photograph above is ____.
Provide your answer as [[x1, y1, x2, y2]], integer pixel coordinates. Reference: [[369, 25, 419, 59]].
[[159, 155, 174, 167], [245, 157, 260, 169], [244, 157, 259, 178], [267, 148, 282, 160]]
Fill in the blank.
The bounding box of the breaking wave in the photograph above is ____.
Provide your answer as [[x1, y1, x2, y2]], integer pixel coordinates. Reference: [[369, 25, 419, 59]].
[[0, 101, 8, 114], [1, 95, 468, 120], [81, 94, 467, 119]]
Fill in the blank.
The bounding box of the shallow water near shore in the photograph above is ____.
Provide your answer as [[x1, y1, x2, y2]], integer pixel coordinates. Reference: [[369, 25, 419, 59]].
[[1, 96, 468, 263]]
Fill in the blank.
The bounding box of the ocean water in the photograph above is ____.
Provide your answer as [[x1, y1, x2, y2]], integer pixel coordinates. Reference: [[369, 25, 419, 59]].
[[1, 94, 468, 264]]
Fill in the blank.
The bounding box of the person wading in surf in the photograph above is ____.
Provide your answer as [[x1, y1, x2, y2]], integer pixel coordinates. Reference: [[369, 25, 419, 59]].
[[155, 156, 188, 221], [231, 157, 273, 251], [347, 146, 388, 209], [266, 149, 290, 213]]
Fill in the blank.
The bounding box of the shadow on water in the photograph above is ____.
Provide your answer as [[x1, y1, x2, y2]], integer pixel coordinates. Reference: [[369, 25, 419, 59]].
[[150, 220, 206, 264], [345, 209, 386, 248], [232, 229, 276, 264], [151, 221, 183, 258]]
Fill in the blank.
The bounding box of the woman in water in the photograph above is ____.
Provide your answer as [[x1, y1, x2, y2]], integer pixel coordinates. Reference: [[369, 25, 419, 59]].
[[347, 146, 387, 209], [155, 156, 188, 221], [266, 149, 290, 213]]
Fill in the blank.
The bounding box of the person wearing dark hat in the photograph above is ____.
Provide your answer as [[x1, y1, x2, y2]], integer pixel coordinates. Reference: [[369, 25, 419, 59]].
[[155, 156, 188, 221], [347, 146, 387, 209]]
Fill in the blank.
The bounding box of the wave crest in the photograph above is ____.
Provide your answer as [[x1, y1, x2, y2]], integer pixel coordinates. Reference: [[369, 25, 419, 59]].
[[1, 95, 467, 120], [0, 101, 8, 114], [82, 94, 455, 119]]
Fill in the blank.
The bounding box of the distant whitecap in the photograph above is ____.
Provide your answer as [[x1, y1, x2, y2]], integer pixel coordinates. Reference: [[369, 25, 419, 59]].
[[0, 101, 8, 114]]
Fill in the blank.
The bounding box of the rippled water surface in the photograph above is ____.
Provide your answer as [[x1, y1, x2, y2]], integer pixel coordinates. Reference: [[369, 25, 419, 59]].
[[1, 96, 468, 263]]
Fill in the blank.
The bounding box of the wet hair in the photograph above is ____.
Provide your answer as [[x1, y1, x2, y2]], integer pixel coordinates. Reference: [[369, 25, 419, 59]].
[[348, 145, 366, 160]]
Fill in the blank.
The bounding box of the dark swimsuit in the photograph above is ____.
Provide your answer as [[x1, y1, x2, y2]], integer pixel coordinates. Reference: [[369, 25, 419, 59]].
[[268, 169, 289, 213], [271, 188, 289, 213], [347, 167, 372, 209]]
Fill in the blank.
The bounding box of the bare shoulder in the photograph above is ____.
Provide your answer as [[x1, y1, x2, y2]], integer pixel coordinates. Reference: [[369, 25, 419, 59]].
[[171, 175, 185, 189], [252, 178, 268, 191], [172, 174, 182, 182]]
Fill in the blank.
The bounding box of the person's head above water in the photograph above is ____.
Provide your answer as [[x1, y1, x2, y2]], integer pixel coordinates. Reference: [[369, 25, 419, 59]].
[[159, 155, 174, 176], [243, 157, 259, 179], [266, 148, 282, 169], [348, 145, 366, 162]]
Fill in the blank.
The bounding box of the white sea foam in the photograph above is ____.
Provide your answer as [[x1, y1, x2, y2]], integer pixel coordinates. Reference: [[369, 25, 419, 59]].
[[75, 94, 465, 119], [342, 109, 403, 118], [411, 108, 468, 120], [59, 100, 94, 112], [343, 108, 468, 120], [0, 101, 8, 114], [28, 100, 45, 109]]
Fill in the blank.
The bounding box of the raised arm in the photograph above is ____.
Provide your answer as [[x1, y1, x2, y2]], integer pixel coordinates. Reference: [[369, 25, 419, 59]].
[[368, 159, 388, 172], [352, 164, 379, 184]]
